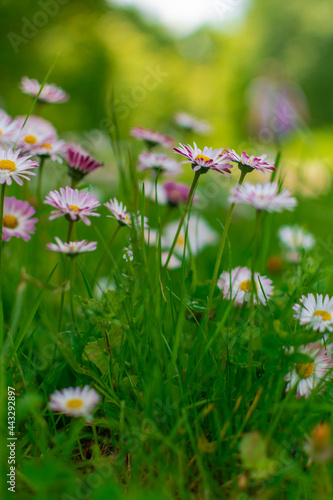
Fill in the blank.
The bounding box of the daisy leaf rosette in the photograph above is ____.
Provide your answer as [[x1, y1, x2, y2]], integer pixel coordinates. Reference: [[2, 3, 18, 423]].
[[20, 76, 69, 104], [218, 266, 274, 306], [3, 197, 38, 242], [229, 181, 297, 213], [293, 293, 333, 333], [0, 148, 38, 186], [44, 186, 100, 225], [174, 142, 232, 175], [222, 147, 275, 174]]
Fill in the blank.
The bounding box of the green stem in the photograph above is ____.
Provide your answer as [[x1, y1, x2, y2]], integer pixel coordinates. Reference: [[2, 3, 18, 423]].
[[205, 169, 247, 327], [69, 258, 79, 334], [58, 221, 74, 331], [0, 183, 6, 350], [163, 171, 200, 270], [93, 224, 122, 285], [37, 156, 46, 207], [248, 210, 262, 388]]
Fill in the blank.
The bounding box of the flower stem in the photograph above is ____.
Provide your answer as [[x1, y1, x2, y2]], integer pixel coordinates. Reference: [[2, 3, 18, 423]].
[[37, 156, 46, 207], [0, 184, 6, 291], [163, 171, 200, 270], [58, 220, 74, 331], [93, 224, 122, 285], [0, 183, 6, 351], [69, 257, 79, 334], [205, 169, 247, 328]]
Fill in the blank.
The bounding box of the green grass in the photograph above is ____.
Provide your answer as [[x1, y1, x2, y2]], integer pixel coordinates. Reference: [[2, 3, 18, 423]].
[[2, 127, 333, 500]]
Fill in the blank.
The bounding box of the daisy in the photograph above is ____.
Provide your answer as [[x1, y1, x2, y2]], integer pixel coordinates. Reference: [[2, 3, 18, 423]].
[[218, 266, 274, 306], [138, 152, 180, 174], [278, 225, 315, 263], [175, 112, 211, 135], [66, 143, 103, 181], [47, 237, 97, 256], [285, 342, 333, 399], [0, 110, 17, 145], [49, 386, 100, 418], [293, 293, 333, 333], [44, 186, 100, 225], [2, 197, 38, 242], [161, 251, 182, 270], [130, 127, 173, 149], [229, 182, 297, 213], [163, 181, 195, 206], [142, 180, 169, 205], [19, 76, 69, 104], [174, 142, 231, 175], [161, 215, 218, 257], [13, 116, 58, 153], [0, 148, 37, 186], [222, 148, 275, 174], [104, 197, 148, 228]]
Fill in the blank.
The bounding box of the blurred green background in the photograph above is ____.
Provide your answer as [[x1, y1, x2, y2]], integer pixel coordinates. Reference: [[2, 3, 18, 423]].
[[1, 0, 333, 148]]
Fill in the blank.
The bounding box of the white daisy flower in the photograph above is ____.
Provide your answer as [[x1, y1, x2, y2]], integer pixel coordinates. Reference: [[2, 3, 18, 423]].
[[0, 148, 37, 186], [229, 182, 297, 213], [160, 215, 218, 257], [293, 293, 333, 333], [218, 266, 274, 306], [47, 237, 97, 256], [161, 252, 182, 269], [49, 386, 100, 418], [104, 197, 148, 228], [0, 110, 17, 145], [174, 142, 231, 175], [13, 115, 57, 151], [278, 225, 315, 263], [138, 152, 180, 174], [285, 342, 333, 399], [20, 77, 69, 104], [175, 112, 211, 135]]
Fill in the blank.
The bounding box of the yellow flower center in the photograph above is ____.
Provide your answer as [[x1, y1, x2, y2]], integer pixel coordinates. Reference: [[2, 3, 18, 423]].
[[66, 398, 84, 409], [3, 214, 18, 229], [40, 143, 52, 150], [69, 244, 76, 251], [0, 159, 16, 172], [170, 189, 180, 198], [314, 310, 332, 321], [69, 205, 79, 213], [296, 363, 314, 379], [194, 154, 210, 162], [177, 234, 185, 246], [0, 129, 2, 136], [24, 134, 38, 144], [239, 279, 254, 292]]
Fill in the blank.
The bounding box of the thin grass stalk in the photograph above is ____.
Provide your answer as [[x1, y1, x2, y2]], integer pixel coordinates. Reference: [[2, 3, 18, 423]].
[[205, 169, 247, 330], [163, 171, 200, 271]]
